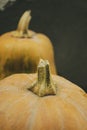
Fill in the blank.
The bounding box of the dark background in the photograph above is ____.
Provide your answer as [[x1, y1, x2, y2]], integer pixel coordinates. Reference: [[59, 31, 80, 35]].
[[0, 0, 87, 92]]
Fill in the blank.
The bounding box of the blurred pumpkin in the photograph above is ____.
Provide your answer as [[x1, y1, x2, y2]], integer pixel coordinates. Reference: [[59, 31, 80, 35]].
[[0, 10, 56, 79], [0, 59, 87, 130]]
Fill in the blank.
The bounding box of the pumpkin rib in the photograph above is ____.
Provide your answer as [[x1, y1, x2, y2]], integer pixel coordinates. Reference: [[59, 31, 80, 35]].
[[10, 97, 39, 130], [66, 98, 87, 121], [41, 97, 80, 130], [55, 97, 86, 130], [42, 98, 65, 130], [26, 101, 42, 130], [0, 89, 40, 130]]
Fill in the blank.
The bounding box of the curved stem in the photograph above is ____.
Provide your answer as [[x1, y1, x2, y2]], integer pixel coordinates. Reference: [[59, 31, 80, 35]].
[[12, 10, 32, 38], [17, 10, 31, 36], [29, 59, 57, 97]]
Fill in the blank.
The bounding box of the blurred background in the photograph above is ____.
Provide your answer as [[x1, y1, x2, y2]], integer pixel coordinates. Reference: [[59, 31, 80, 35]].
[[0, 0, 87, 92]]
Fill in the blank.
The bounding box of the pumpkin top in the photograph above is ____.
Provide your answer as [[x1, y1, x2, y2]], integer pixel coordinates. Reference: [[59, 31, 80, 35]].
[[0, 11, 57, 78], [0, 60, 87, 130]]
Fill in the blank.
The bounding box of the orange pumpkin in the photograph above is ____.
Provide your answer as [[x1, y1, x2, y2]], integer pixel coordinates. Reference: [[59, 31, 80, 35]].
[[0, 10, 56, 79], [0, 59, 87, 130]]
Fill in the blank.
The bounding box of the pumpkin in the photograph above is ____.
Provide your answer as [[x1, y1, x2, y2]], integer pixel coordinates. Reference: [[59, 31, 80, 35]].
[[0, 10, 56, 79], [0, 59, 87, 130]]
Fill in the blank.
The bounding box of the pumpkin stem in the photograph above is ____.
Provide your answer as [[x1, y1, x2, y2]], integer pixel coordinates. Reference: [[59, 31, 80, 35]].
[[29, 59, 57, 97], [12, 10, 32, 38]]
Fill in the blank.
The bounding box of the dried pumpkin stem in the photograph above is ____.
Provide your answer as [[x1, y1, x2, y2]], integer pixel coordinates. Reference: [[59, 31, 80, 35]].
[[29, 59, 57, 97], [12, 10, 31, 38]]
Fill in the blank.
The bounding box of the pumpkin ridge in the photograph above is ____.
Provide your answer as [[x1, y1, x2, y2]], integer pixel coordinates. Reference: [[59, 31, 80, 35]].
[[41, 98, 65, 130], [67, 98, 87, 121]]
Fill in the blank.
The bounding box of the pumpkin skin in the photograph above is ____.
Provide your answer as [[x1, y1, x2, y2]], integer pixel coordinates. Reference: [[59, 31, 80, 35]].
[[0, 11, 56, 79], [0, 60, 87, 130]]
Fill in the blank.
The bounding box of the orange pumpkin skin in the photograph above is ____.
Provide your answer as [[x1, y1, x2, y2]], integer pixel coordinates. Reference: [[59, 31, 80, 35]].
[[0, 31, 56, 77], [0, 69, 87, 129], [0, 11, 56, 79]]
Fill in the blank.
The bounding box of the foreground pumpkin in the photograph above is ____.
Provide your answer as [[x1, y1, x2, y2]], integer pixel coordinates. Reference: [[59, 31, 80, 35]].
[[0, 10, 56, 79], [0, 59, 87, 130]]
